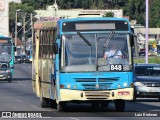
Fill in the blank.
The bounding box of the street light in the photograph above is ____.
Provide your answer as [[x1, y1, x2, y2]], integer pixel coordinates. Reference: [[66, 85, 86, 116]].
[[15, 9, 21, 47]]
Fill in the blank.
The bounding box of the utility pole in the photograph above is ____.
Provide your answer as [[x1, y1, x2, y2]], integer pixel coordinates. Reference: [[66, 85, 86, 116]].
[[23, 15, 26, 54], [31, 13, 33, 42], [15, 9, 21, 47], [15, 11, 18, 47], [145, 0, 149, 63]]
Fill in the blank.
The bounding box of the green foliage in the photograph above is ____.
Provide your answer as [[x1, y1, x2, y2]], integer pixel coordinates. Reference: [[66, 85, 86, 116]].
[[16, 0, 160, 28], [148, 40, 157, 45], [149, 0, 160, 28], [103, 12, 115, 17], [134, 57, 160, 64], [9, 2, 35, 38]]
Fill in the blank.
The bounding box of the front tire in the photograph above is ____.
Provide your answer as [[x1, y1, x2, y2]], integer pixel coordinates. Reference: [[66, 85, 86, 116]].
[[8, 78, 12, 83], [115, 100, 125, 112]]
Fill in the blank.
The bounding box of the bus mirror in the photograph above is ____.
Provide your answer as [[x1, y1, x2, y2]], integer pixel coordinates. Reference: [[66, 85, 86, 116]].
[[57, 34, 60, 39], [14, 46, 17, 51], [53, 43, 58, 54], [130, 34, 134, 47]]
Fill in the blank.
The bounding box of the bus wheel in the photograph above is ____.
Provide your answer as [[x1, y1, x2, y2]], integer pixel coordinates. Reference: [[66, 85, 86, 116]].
[[8, 79, 12, 83], [50, 99, 57, 108], [115, 100, 125, 112], [57, 102, 66, 112], [40, 91, 49, 108]]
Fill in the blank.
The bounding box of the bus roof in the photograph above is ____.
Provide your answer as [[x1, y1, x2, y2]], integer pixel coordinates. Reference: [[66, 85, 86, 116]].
[[33, 21, 57, 30], [58, 17, 130, 23], [0, 36, 11, 39]]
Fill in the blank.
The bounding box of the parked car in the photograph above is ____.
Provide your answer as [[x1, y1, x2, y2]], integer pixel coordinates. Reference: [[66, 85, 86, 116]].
[[139, 49, 145, 56], [14, 56, 21, 63], [15, 55, 29, 64], [21, 55, 30, 63], [134, 63, 160, 101]]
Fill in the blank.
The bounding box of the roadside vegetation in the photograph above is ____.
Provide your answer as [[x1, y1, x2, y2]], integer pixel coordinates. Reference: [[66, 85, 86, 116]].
[[134, 57, 160, 64]]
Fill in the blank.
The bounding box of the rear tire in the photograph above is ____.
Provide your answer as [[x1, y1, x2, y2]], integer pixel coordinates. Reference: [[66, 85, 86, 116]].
[[57, 102, 66, 112], [115, 100, 125, 112], [50, 99, 57, 108], [40, 89, 49, 108]]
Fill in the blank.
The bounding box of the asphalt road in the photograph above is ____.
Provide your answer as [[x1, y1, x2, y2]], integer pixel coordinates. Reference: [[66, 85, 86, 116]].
[[0, 64, 160, 119]]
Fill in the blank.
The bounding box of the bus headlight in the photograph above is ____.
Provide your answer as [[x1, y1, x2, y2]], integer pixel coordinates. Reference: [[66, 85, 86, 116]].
[[73, 85, 77, 89], [134, 82, 143, 86], [67, 84, 71, 88], [6, 70, 11, 73], [118, 84, 121, 88], [123, 83, 128, 87]]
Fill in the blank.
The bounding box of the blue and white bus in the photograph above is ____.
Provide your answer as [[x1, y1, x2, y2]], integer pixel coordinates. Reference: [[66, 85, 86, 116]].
[[0, 35, 15, 82], [32, 17, 134, 112]]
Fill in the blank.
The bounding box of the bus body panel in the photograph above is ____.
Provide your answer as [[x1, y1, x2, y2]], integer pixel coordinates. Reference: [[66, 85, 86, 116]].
[[60, 88, 133, 101], [32, 17, 134, 111], [0, 36, 15, 82]]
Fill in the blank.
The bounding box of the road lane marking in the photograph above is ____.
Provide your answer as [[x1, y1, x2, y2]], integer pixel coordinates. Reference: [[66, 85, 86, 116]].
[[16, 100, 23, 103], [30, 105, 53, 111], [17, 81, 26, 87], [70, 117, 79, 120], [30, 105, 40, 109]]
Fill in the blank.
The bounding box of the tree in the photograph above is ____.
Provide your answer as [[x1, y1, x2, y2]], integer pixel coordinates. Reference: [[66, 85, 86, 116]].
[[103, 12, 115, 17], [9, 2, 35, 38], [124, 0, 145, 26], [149, 0, 160, 28]]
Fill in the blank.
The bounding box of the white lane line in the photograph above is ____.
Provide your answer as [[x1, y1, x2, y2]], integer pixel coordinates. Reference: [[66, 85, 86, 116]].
[[30, 105, 52, 111], [70, 117, 80, 120], [30, 105, 40, 109], [17, 80, 26, 87], [16, 100, 23, 103]]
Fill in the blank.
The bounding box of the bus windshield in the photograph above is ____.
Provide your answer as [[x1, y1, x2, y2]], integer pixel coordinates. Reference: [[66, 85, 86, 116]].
[[61, 33, 132, 72], [0, 44, 12, 63]]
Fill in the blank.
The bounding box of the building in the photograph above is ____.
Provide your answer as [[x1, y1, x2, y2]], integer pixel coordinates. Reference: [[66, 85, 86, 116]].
[[35, 5, 123, 21], [9, 0, 21, 3], [0, 0, 9, 36]]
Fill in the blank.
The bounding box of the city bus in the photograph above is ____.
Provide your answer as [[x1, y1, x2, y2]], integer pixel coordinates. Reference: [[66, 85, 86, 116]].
[[32, 17, 134, 112], [0, 35, 15, 82]]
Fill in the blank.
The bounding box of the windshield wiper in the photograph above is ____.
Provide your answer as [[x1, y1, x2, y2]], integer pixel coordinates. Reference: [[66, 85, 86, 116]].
[[77, 32, 92, 46]]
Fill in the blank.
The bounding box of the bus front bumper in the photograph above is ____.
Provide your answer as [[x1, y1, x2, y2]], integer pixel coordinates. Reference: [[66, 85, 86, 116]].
[[60, 88, 134, 101], [0, 70, 12, 80]]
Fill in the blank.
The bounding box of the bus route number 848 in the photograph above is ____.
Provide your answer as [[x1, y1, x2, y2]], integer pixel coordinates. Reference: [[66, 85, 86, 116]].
[[110, 64, 123, 71]]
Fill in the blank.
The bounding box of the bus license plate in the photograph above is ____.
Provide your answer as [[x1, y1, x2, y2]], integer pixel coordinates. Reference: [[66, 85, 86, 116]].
[[110, 64, 123, 71]]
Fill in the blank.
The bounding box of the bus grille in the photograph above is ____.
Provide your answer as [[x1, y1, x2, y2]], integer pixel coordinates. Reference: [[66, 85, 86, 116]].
[[74, 77, 120, 90], [75, 78, 96, 82], [98, 77, 119, 82], [82, 83, 112, 90], [85, 91, 110, 99]]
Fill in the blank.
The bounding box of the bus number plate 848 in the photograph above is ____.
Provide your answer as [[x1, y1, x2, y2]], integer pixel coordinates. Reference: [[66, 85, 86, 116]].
[[110, 64, 123, 71]]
